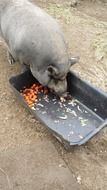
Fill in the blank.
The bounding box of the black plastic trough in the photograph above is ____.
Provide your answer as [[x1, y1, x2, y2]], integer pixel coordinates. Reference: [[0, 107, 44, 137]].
[[9, 70, 107, 149]]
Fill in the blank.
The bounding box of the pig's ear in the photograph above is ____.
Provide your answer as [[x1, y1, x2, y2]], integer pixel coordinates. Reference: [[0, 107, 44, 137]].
[[69, 56, 80, 67], [47, 65, 58, 76]]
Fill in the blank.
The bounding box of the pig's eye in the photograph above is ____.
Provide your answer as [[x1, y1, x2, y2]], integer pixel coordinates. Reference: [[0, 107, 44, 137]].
[[47, 65, 58, 76], [48, 66, 53, 74]]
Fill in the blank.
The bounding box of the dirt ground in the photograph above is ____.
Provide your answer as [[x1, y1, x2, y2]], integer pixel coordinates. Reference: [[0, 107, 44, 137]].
[[0, 0, 107, 189]]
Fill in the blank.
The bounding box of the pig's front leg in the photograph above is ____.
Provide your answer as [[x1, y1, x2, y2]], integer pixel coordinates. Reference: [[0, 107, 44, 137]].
[[7, 51, 16, 65]]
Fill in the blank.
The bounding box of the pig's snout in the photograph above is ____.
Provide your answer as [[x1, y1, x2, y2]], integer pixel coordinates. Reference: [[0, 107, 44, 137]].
[[48, 78, 67, 96]]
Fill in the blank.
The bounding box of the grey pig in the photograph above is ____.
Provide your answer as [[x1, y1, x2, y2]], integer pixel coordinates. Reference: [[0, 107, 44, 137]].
[[0, 0, 79, 95]]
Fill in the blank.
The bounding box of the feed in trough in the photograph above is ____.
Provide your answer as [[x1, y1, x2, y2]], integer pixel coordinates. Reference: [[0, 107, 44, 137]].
[[21, 84, 49, 107]]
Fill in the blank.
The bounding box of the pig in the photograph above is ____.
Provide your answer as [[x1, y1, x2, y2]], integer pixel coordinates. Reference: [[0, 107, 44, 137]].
[[0, 0, 79, 96]]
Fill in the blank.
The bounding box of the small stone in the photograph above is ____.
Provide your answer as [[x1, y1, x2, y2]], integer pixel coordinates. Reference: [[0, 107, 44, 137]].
[[30, 118, 36, 123], [70, 0, 78, 7], [59, 163, 66, 168], [59, 164, 63, 167], [56, 4, 61, 8], [77, 175, 82, 184]]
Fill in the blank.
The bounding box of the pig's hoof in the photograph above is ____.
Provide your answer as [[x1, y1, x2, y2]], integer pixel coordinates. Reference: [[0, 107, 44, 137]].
[[7, 52, 16, 65]]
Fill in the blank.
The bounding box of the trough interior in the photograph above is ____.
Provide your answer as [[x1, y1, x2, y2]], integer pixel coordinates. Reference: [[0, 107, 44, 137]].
[[10, 70, 107, 120]]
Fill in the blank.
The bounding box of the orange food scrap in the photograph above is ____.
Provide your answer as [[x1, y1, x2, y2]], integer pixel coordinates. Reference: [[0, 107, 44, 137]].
[[21, 83, 49, 107]]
